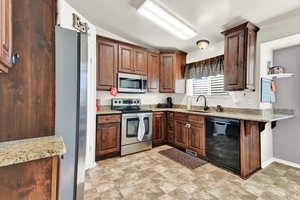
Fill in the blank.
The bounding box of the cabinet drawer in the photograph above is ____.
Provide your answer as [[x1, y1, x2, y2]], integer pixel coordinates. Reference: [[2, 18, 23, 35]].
[[188, 114, 204, 124], [97, 114, 121, 124], [174, 112, 188, 121]]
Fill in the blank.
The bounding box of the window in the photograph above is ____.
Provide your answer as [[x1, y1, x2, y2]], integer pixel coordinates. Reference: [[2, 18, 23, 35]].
[[190, 75, 227, 96]]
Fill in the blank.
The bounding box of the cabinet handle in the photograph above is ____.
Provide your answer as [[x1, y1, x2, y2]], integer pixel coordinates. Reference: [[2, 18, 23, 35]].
[[11, 53, 20, 65]]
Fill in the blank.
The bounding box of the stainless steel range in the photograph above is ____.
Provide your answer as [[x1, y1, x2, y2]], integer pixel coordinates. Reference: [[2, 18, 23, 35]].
[[112, 98, 153, 156]]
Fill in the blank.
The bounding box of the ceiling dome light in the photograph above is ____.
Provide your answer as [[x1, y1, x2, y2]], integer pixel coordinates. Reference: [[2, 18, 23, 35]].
[[196, 40, 210, 49]]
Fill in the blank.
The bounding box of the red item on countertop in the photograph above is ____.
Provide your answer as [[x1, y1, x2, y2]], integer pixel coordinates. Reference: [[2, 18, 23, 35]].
[[110, 87, 117, 96], [96, 99, 101, 112]]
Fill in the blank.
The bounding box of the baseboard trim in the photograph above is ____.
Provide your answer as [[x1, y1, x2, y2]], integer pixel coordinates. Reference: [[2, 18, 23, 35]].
[[262, 158, 276, 168], [275, 158, 300, 169], [262, 157, 300, 169]]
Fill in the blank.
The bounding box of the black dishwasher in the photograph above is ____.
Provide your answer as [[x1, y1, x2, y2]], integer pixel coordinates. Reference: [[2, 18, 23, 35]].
[[206, 117, 240, 174]]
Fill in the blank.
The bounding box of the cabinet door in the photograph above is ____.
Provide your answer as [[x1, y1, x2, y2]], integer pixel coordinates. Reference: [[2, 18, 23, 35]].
[[96, 123, 120, 156], [0, 0, 12, 69], [119, 44, 134, 73], [134, 48, 147, 75], [152, 112, 166, 145], [174, 120, 188, 148], [96, 37, 118, 90], [147, 53, 159, 92], [160, 54, 175, 93], [188, 122, 205, 156], [224, 29, 245, 91]]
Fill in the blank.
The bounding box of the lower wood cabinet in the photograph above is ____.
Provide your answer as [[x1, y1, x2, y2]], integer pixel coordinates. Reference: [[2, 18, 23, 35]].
[[167, 112, 175, 145], [240, 120, 261, 179], [174, 113, 205, 157], [96, 114, 121, 159], [174, 120, 188, 149], [152, 112, 167, 146], [0, 157, 59, 200], [188, 122, 205, 156]]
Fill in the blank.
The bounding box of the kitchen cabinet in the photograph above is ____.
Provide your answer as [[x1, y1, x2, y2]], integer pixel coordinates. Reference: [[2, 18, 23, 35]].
[[147, 52, 160, 92], [0, 0, 12, 73], [118, 43, 148, 75], [174, 120, 188, 149], [188, 122, 205, 156], [152, 112, 167, 146], [222, 22, 259, 91], [134, 48, 147, 75], [96, 114, 121, 159], [240, 120, 261, 179], [166, 112, 175, 145], [96, 36, 118, 90], [119, 43, 134, 73], [174, 113, 205, 156], [0, 157, 59, 200], [160, 51, 186, 93]]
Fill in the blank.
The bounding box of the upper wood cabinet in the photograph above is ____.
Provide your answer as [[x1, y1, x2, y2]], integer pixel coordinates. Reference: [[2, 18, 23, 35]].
[[0, 0, 12, 73], [118, 44, 134, 73], [134, 48, 147, 75], [222, 22, 259, 91], [96, 36, 118, 90], [160, 51, 186, 93], [147, 53, 160, 92], [118, 44, 148, 75]]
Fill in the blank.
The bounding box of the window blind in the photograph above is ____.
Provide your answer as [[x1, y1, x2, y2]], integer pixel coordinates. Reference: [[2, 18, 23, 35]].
[[192, 75, 227, 96]]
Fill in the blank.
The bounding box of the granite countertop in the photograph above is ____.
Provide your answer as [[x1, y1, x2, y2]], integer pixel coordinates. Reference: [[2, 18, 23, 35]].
[[152, 108, 294, 122], [0, 136, 66, 168], [96, 105, 294, 122]]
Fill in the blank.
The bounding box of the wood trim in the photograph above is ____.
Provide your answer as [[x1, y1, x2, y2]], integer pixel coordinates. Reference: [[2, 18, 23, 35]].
[[240, 120, 261, 179], [221, 21, 260, 35], [51, 156, 59, 200]]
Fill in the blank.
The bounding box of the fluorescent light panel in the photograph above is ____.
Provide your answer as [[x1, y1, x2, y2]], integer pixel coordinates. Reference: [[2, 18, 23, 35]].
[[137, 0, 197, 40]]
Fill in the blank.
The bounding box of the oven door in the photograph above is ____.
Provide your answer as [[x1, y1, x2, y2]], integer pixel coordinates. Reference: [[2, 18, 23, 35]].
[[118, 73, 147, 93], [122, 113, 153, 145]]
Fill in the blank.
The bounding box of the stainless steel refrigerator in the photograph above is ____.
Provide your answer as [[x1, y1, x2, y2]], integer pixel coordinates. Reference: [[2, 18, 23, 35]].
[[55, 26, 88, 200]]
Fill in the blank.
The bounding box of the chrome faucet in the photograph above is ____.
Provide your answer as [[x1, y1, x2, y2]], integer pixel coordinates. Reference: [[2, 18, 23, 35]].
[[196, 95, 209, 111]]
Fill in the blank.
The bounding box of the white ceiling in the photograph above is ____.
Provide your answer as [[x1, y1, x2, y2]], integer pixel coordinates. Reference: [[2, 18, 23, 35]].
[[66, 0, 300, 51]]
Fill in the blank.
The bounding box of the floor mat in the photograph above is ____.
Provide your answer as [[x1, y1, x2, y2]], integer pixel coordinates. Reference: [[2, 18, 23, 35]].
[[159, 148, 207, 169]]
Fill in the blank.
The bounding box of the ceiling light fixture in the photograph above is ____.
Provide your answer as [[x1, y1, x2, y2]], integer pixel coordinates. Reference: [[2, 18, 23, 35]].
[[196, 40, 210, 49], [137, 0, 197, 40]]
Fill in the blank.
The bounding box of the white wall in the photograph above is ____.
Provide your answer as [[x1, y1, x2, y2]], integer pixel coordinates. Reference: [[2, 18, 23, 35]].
[[57, 0, 97, 169]]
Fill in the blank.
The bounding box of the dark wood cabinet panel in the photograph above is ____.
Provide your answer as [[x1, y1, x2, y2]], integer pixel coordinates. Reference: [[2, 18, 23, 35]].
[[0, 157, 59, 200], [188, 122, 205, 156], [160, 54, 175, 93], [224, 30, 245, 91], [147, 53, 159, 92], [134, 48, 147, 75], [222, 22, 259, 91], [0, 0, 56, 142], [96, 123, 120, 156], [152, 112, 167, 146], [159, 52, 186, 93], [174, 120, 188, 149], [96, 115, 121, 158], [240, 120, 261, 179], [118, 44, 134, 73], [96, 36, 118, 90], [0, 0, 12, 72]]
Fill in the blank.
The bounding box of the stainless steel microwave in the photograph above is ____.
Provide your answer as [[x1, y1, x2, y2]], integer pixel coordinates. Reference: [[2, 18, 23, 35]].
[[118, 73, 147, 93]]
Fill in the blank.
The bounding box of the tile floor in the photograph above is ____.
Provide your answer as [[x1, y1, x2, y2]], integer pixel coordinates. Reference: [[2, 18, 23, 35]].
[[85, 145, 300, 200]]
